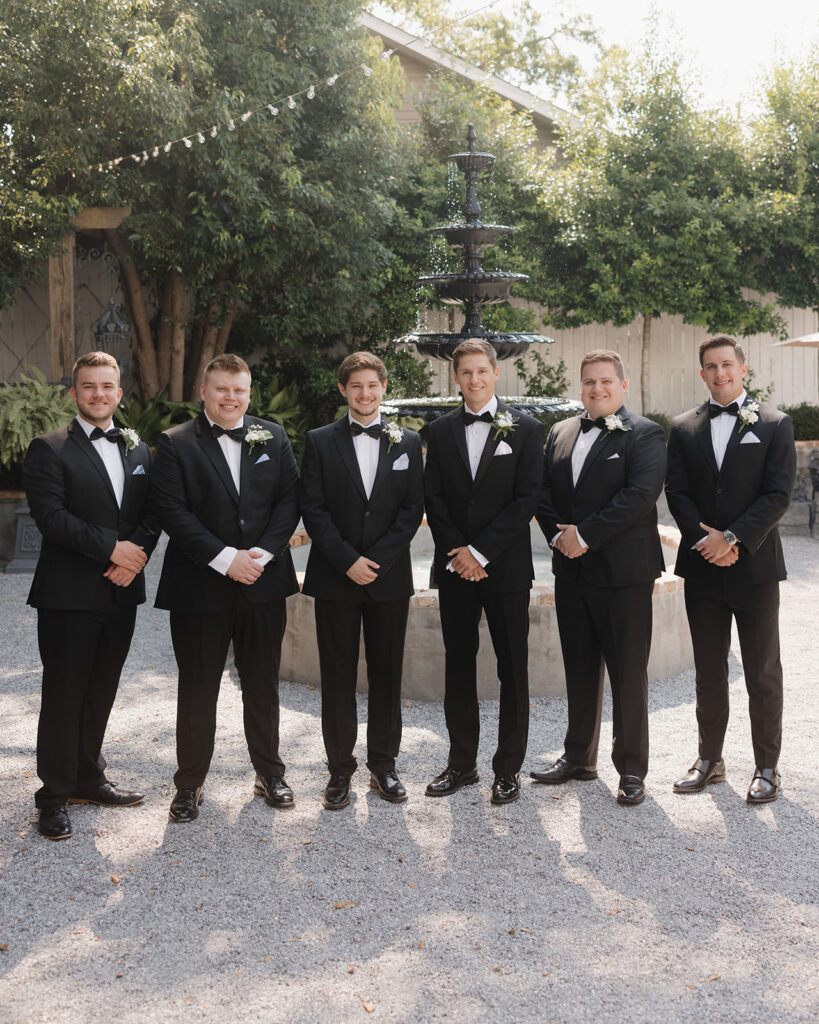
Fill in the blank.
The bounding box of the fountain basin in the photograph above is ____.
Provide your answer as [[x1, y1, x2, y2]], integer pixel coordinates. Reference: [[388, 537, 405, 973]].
[[429, 224, 513, 248], [419, 271, 529, 306], [280, 524, 693, 700]]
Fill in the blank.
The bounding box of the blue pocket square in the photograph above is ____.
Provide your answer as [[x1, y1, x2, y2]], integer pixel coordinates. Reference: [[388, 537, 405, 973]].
[[255, 453, 270, 464], [131, 464, 146, 475]]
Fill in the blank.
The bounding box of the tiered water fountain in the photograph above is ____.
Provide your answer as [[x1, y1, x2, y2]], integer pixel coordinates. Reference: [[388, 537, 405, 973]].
[[386, 123, 580, 422]]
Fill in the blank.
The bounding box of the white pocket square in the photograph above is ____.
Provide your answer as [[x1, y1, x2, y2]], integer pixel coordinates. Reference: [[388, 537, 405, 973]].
[[606, 452, 620, 460], [392, 453, 409, 471], [495, 441, 513, 456], [255, 453, 270, 464], [131, 464, 146, 475], [740, 433, 761, 445]]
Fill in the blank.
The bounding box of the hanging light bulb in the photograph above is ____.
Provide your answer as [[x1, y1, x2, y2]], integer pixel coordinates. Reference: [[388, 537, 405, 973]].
[[210, 125, 218, 137], [307, 85, 315, 99], [267, 105, 279, 116], [183, 137, 192, 148], [326, 75, 338, 86], [164, 142, 172, 153], [361, 63, 372, 76], [287, 96, 296, 108], [241, 111, 252, 121], [197, 132, 205, 143], [228, 120, 236, 131], [152, 147, 159, 157]]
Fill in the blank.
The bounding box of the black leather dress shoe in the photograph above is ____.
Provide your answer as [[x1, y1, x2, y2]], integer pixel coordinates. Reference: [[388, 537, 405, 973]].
[[68, 781, 145, 806], [323, 774, 351, 810], [530, 756, 598, 785], [616, 775, 645, 806], [254, 774, 295, 808], [369, 770, 407, 803], [168, 786, 204, 823], [747, 767, 780, 805], [673, 757, 726, 794], [424, 766, 479, 797], [38, 805, 72, 840], [491, 774, 520, 805]]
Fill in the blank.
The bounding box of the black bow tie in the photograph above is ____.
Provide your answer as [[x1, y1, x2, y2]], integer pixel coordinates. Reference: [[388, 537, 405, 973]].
[[211, 423, 245, 442], [579, 416, 607, 433], [462, 410, 493, 426], [350, 421, 382, 440], [709, 402, 739, 418], [90, 427, 122, 443]]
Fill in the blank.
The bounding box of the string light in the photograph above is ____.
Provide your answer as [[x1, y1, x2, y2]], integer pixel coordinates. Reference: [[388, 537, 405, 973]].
[[241, 111, 252, 121], [197, 132, 205, 143], [228, 119, 236, 131], [267, 105, 278, 115], [210, 125, 218, 137], [183, 137, 192, 148], [287, 96, 296, 108], [326, 75, 338, 86]]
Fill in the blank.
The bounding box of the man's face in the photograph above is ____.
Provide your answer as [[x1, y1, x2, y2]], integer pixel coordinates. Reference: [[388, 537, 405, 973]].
[[338, 369, 387, 424], [700, 345, 747, 404], [71, 365, 122, 427], [201, 370, 251, 428], [454, 353, 499, 411], [580, 360, 627, 419]]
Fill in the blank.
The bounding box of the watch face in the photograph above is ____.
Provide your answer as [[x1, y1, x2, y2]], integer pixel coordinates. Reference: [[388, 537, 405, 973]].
[[723, 530, 737, 545]]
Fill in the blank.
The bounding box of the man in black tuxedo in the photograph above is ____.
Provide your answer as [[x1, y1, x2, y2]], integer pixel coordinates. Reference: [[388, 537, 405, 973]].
[[151, 353, 300, 822], [424, 338, 544, 805], [24, 351, 157, 840], [666, 336, 796, 804], [300, 352, 424, 809], [534, 349, 666, 806]]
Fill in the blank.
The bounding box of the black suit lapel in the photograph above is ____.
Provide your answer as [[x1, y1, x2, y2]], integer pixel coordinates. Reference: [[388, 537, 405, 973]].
[[195, 413, 239, 504], [448, 410, 471, 478], [472, 401, 508, 491], [367, 432, 393, 506], [719, 404, 747, 474], [556, 416, 582, 494], [332, 418, 368, 502], [575, 425, 616, 491], [693, 403, 719, 477], [68, 420, 119, 505]]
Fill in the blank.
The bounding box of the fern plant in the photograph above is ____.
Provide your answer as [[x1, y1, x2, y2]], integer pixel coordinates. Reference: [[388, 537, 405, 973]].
[[0, 370, 76, 477]]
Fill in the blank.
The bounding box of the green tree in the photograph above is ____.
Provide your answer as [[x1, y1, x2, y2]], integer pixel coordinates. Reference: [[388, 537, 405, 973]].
[[1, 0, 404, 400], [523, 37, 784, 411]]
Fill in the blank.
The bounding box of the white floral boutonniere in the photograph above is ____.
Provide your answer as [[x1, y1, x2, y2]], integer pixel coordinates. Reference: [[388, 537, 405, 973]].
[[244, 424, 273, 454], [383, 420, 404, 452], [119, 428, 140, 453], [604, 413, 632, 433], [737, 401, 759, 434], [492, 409, 518, 440]]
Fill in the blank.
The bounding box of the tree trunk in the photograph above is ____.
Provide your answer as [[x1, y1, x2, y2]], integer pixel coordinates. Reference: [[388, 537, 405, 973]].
[[640, 313, 652, 414], [156, 275, 173, 391], [103, 229, 159, 400], [187, 289, 237, 400], [185, 311, 207, 400], [167, 269, 186, 401]]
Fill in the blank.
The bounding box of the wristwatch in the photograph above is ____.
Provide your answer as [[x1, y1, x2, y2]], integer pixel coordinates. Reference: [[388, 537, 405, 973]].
[[723, 529, 738, 546]]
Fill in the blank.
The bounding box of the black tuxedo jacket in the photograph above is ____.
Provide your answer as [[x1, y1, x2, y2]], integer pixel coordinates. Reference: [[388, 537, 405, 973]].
[[24, 419, 157, 610], [536, 409, 666, 588], [152, 412, 299, 613], [424, 401, 544, 593], [666, 400, 795, 584], [300, 418, 424, 602]]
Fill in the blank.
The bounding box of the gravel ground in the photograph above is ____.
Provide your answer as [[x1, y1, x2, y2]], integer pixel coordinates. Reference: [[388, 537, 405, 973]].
[[1, 534, 817, 1024]]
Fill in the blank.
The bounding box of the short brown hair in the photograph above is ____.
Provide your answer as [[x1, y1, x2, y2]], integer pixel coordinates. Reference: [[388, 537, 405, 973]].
[[338, 351, 387, 386], [698, 335, 746, 366], [203, 353, 251, 382], [452, 338, 498, 371], [72, 351, 120, 388], [579, 349, 625, 381]]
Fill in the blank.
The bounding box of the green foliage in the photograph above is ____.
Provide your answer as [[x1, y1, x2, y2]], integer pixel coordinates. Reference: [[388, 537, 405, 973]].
[[513, 348, 569, 397], [644, 411, 671, 439], [537, 409, 580, 434], [248, 379, 309, 456], [743, 367, 775, 404], [256, 348, 342, 434], [113, 388, 199, 448], [394, 415, 426, 433], [779, 402, 819, 441], [0, 370, 75, 478]]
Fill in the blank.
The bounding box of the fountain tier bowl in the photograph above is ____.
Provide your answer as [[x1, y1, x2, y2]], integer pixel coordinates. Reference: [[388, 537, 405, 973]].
[[396, 333, 555, 361], [429, 224, 513, 248], [419, 271, 529, 306]]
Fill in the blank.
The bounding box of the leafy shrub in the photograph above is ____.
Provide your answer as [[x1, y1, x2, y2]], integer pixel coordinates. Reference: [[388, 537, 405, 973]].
[[249, 379, 309, 457], [0, 370, 75, 485], [779, 402, 819, 441], [114, 388, 199, 447], [513, 348, 569, 398], [537, 409, 581, 433], [644, 411, 671, 438]]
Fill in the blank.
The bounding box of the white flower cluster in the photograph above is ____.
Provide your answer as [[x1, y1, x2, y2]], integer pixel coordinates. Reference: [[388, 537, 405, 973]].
[[383, 421, 404, 451], [604, 414, 631, 432], [245, 425, 273, 452], [119, 428, 140, 452], [738, 401, 760, 432]]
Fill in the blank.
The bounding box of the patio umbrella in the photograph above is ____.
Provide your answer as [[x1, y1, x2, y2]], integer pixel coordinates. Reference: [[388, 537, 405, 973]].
[[771, 332, 819, 347]]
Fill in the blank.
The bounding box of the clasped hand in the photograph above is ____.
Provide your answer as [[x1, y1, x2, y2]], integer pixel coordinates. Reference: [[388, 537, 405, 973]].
[[104, 540, 147, 585], [447, 546, 488, 581], [694, 522, 739, 567], [346, 556, 380, 585], [555, 524, 587, 559], [227, 549, 265, 584]]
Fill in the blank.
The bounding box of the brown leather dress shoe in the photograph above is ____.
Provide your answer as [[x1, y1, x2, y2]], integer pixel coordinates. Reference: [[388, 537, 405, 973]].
[[673, 757, 726, 793], [254, 774, 295, 808], [38, 805, 72, 840], [747, 767, 780, 804], [530, 756, 598, 784], [369, 770, 407, 803], [169, 786, 204, 823], [425, 766, 479, 797], [68, 781, 145, 806]]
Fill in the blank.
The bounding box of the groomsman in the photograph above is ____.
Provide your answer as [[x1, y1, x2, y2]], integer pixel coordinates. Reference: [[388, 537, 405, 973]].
[[534, 349, 666, 806], [424, 338, 543, 805], [151, 353, 300, 822], [24, 352, 157, 840], [300, 352, 424, 809], [666, 336, 796, 804]]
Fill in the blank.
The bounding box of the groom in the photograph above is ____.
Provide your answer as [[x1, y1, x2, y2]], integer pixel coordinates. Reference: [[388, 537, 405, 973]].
[[424, 338, 543, 805]]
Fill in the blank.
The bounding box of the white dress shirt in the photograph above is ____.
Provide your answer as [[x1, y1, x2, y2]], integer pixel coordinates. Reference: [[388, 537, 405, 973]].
[[205, 415, 273, 576], [710, 389, 747, 471], [447, 397, 496, 572], [76, 416, 125, 507], [349, 412, 381, 500], [551, 417, 598, 551]]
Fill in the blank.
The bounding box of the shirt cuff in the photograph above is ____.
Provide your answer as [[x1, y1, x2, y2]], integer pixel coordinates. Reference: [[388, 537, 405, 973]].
[[249, 546, 274, 566], [551, 531, 562, 548], [468, 545, 488, 567], [575, 530, 588, 550], [209, 546, 238, 576]]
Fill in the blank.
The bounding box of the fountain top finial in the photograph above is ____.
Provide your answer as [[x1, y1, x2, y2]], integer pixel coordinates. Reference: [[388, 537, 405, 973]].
[[467, 123, 477, 153]]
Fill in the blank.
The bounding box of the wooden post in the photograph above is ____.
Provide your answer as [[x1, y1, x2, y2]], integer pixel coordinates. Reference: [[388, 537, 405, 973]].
[[48, 234, 75, 381]]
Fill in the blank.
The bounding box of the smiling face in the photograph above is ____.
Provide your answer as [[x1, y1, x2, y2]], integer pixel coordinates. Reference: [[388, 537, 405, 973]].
[[454, 352, 500, 412], [71, 365, 122, 428], [580, 360, 628, 419], [201, 369, 251, 428], [699, 345, 748, 405], [339, 369, 387, 425]]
